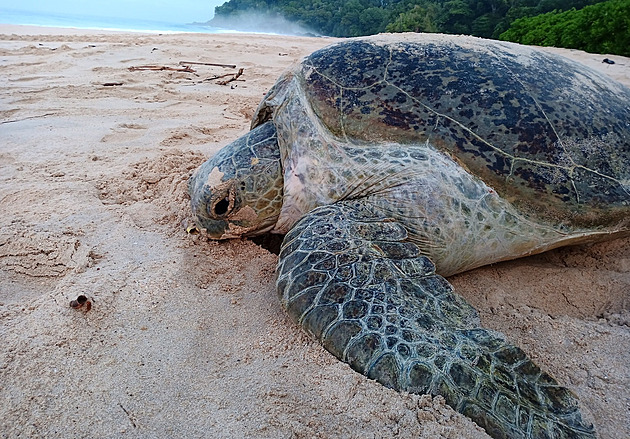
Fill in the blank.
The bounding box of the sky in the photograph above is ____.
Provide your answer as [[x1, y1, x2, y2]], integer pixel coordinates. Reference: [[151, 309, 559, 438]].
[[0, 0, 226, 24]]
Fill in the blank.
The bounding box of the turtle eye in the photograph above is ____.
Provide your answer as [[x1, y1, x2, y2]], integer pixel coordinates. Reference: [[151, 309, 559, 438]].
[[213, 197, 230, 216]]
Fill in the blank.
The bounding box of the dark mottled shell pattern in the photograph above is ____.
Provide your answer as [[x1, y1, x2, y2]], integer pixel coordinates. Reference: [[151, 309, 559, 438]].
[[300, 36, 630, 227]]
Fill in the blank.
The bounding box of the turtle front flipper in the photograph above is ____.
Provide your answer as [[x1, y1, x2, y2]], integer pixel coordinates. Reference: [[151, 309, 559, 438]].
[[276, 202, 595, 439]]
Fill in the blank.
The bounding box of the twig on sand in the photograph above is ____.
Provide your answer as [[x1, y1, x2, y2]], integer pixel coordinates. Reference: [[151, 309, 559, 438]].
[[201, 72, 238, 82], [181, 68, 245, 86], [1, 113, 56, 125], [128, 65, 196, 73], [217, 68, 244, 86], [179, 61, 237, 69]]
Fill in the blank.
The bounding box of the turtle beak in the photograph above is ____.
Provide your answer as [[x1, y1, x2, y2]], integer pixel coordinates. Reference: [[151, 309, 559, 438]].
[[198, 218, 230, 239], [189, 198, 232, 239]]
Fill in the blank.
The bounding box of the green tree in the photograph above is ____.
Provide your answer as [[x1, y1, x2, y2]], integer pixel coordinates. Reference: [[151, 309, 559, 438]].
[[386, 5, 440, 33], [441, 0, 475, 34], [210, 0, 617, 46], [360, 7, 390, 35], [500, 0, 630, 56]]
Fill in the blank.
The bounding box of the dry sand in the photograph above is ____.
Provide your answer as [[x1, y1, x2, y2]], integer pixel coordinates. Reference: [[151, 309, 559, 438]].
[[0, 24, 628, 438]]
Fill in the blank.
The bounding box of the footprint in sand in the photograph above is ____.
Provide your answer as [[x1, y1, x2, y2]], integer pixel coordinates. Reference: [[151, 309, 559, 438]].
[[160, 125, 231, 146], [0, 228, 92, 277], [100, 123, 148, 143]]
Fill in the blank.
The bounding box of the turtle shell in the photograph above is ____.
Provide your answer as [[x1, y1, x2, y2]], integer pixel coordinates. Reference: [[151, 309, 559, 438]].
[[294, 35, 630, 228]]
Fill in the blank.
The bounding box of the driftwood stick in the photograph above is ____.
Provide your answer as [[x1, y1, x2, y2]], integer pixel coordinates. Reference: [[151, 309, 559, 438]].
[[202, 72, 237, 82], [179, 61, 237, 69], [1, 113, 56, 125], [128, 65, 196, 73], [217, 68, 244, 85]]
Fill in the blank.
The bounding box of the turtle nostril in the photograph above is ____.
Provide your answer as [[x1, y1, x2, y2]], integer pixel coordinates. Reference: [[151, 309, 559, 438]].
[[214, 197, 230, 216]]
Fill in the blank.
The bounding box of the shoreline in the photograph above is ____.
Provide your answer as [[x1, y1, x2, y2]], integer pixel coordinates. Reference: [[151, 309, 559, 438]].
[[0, 22, 162, 35], [0, 22, 322, 37]]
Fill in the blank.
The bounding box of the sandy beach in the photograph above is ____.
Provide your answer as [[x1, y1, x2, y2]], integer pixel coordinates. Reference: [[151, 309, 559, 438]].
[[0, 24, 628, 438]]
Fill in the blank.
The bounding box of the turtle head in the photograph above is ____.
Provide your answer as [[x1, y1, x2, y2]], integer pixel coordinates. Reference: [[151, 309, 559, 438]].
[[188, 122, 284, 239]]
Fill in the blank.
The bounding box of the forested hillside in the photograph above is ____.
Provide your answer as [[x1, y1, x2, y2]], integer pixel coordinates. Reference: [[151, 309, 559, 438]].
[[499, 0, 630, 56], [211, 0, 608, 39]]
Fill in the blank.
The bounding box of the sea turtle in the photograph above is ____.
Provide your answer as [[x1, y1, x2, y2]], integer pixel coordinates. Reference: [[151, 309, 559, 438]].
[[188, 34, 630, 438]]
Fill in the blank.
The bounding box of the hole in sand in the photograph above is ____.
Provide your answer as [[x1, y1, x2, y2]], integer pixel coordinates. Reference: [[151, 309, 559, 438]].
[[251, 234, 284, 255]]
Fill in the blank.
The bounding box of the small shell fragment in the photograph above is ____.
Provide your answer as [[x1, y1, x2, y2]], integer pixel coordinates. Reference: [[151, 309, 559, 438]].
[[70, 295, 88, 309]]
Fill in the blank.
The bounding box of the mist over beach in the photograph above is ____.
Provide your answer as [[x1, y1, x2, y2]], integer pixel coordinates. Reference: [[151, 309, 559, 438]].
[[2, 0, 627, 52], [0, 0, 281, 34], [0, 7, 217, 33]]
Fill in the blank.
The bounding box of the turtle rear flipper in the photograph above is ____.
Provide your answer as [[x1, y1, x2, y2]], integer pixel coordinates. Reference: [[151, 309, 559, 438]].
[[276, 202, 595, 439]]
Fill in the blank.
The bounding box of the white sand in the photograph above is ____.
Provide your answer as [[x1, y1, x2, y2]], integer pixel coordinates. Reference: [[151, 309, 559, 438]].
[[0, 24, 628, 438]]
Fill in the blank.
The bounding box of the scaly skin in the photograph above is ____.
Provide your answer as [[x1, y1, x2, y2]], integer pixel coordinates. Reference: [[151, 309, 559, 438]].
[[188, 34, 630, 439], [188, 122, 283, 239], [252, 71, 628, 275], [188, 123, 602, 437], [277, 202, 596, 439]]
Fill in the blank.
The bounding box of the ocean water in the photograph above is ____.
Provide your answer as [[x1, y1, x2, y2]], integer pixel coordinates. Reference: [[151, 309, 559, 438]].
[[0, 8, 224, 34]]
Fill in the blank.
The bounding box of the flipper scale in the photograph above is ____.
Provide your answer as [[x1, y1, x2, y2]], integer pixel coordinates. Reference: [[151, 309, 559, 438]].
[[276, 203, 595, 439]]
